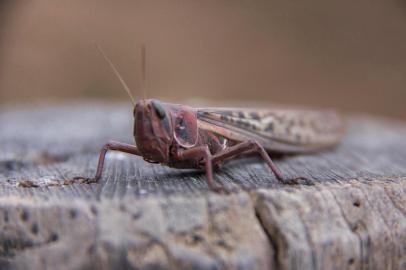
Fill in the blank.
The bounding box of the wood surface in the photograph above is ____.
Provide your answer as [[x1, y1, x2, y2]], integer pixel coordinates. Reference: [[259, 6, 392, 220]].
[[1, 102, 406, 270]]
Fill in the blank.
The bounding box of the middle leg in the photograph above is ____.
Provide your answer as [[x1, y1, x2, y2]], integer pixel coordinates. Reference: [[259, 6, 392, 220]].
[[176, 146, 225, 191]]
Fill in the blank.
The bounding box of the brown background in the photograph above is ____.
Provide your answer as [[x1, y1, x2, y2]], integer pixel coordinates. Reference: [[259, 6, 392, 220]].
[[0, 0, 405, 119]]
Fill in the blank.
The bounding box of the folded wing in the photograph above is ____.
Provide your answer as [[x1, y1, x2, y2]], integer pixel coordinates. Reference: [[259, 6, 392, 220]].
[[197, 107, 344, 153]]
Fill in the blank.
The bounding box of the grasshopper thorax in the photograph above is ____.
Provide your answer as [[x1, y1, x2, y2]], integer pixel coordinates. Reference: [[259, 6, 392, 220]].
[[134, 99, 173, 163]]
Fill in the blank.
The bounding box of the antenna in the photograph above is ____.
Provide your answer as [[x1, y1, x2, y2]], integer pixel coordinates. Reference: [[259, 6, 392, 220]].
[[94, 43, 136, 106], [141, 43, 147, 101]]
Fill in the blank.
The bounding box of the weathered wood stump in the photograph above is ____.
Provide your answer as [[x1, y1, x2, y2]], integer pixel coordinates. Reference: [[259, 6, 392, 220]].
[[1, 102, 406, 270]]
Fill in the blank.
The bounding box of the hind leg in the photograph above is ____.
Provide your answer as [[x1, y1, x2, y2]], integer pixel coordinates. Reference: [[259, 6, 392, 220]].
[[212, 140, 313, 185]]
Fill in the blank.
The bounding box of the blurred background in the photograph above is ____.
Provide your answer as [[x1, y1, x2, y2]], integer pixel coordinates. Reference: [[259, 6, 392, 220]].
[[0, 0, 405, 119]]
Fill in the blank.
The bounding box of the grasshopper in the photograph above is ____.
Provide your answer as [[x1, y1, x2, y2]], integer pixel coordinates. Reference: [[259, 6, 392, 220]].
[[92, 45, 344, 191]]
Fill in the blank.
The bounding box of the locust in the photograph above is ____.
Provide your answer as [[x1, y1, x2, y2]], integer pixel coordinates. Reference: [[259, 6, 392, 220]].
[[91, 45, 344, 191]]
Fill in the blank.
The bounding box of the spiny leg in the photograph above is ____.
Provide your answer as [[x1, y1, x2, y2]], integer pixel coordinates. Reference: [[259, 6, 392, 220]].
[[93, 141, 141, 182], [176, 146, 224, 192], [212, 140, 313, 185]]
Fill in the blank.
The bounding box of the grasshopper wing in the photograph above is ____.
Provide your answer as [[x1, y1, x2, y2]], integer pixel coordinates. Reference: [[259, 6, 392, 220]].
[[196, 107, 344, 153]]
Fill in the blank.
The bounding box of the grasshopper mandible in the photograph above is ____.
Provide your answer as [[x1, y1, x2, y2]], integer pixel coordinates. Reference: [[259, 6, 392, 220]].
[[92, 45, 344, 191]]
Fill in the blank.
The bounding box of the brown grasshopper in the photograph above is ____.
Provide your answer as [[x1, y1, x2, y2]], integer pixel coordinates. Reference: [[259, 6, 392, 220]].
[[92, 45, 344, 191]]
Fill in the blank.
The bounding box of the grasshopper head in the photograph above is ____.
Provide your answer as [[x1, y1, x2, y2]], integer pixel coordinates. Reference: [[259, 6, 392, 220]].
[[133, 99, 173, 163]]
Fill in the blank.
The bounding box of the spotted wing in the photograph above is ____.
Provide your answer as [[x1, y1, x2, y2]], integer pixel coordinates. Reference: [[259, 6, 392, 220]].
[[196, 107, 344, 153]]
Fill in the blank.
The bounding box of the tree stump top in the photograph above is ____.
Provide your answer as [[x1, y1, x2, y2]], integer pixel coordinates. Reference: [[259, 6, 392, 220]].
[[1, 102, 406, 269]]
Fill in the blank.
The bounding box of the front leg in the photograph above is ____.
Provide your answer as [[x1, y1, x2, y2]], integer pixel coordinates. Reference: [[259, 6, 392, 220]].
[[175, 146, 221, 190], [94, 141, 141, 181]]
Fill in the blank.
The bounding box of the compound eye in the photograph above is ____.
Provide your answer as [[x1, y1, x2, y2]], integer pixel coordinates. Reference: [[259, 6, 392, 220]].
[[151, 100, 166, 119]]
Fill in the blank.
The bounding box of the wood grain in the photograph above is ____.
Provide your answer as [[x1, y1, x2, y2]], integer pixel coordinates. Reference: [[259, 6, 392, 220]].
[[1, 102, 406, 269]]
